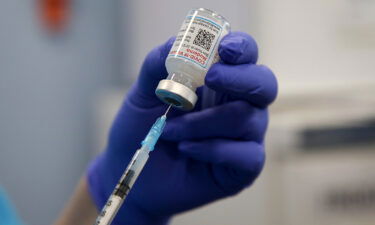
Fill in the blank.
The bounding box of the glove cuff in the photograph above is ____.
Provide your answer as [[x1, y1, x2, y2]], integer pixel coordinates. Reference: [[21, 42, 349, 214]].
[[87, 153, 171, 225]]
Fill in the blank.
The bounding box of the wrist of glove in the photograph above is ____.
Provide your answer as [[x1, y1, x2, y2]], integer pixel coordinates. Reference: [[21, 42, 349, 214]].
[[87, 31, 278, 224]]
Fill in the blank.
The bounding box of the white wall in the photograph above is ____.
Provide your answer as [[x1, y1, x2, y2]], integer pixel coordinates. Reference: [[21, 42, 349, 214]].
[[258, 0, 375, 92]]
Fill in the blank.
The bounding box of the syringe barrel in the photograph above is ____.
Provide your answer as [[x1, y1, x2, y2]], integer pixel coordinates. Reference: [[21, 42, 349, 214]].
[[95, 147, 150, 225], [115, 147, 150, 194]]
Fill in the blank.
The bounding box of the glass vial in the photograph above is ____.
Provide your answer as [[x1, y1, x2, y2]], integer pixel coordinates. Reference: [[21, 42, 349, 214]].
[[155, 8, 230, 110]]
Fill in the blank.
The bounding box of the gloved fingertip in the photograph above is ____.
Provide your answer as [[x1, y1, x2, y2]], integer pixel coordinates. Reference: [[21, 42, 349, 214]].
[[219, 31, 258, 64], [204, 63, 226, 91], [253, 65, 278, 107]]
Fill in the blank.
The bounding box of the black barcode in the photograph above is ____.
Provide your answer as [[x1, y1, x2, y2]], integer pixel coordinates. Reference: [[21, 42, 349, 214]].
[[193, 29, 216, 51]]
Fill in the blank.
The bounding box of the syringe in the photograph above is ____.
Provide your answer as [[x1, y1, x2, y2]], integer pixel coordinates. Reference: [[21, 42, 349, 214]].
[[94, 105, 172, 225]]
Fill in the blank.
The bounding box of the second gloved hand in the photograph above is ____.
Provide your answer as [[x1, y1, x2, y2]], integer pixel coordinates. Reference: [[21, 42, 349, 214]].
[[88, 32, 278, 225]]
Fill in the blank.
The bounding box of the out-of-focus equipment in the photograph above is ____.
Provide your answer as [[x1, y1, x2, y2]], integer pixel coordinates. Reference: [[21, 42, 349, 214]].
[[0, 188, 24, 225], [265, 84, 375, 225], [38, 0, 70, 33]]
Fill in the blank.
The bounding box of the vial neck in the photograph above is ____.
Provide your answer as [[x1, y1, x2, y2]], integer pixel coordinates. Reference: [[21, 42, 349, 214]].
[[167, 73, 198, 92]]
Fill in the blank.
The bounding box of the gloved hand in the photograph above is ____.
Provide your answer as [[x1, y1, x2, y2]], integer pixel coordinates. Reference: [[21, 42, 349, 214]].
[[88, 31, 278, 225]]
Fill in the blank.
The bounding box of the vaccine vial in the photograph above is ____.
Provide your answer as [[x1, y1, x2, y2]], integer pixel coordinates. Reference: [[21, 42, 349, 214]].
[[155, 8, 230, 110]]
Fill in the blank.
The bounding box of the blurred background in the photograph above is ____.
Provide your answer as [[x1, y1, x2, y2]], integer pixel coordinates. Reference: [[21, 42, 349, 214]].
[[0, 0, 375, 224]]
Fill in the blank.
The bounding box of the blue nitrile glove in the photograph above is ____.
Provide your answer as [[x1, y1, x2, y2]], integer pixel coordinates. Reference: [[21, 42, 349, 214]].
[[88, 31, 278, 225]]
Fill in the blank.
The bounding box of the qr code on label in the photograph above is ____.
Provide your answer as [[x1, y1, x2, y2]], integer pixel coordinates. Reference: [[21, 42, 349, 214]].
[[193, 29, 216, 51]]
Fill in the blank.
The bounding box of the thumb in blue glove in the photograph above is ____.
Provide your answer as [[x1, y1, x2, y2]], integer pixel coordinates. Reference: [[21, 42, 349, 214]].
[[87, 31, 278, 225]]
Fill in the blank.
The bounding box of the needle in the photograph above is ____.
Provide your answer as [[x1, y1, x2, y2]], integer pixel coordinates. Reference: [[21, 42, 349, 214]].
[[163, 104, 172, 117]]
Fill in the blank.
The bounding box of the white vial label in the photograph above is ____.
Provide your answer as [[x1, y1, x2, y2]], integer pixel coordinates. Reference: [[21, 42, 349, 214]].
[[169, 15, 224, 69]]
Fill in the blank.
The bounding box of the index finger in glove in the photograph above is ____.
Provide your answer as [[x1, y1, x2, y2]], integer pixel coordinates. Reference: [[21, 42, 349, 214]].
[[162, 101, 268, 143], [205, 63, 278, 108], [179, 139, 265, 177]]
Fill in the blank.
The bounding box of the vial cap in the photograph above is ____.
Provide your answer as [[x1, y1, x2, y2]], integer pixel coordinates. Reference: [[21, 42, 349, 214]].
[[155, 79, 198, 111]]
